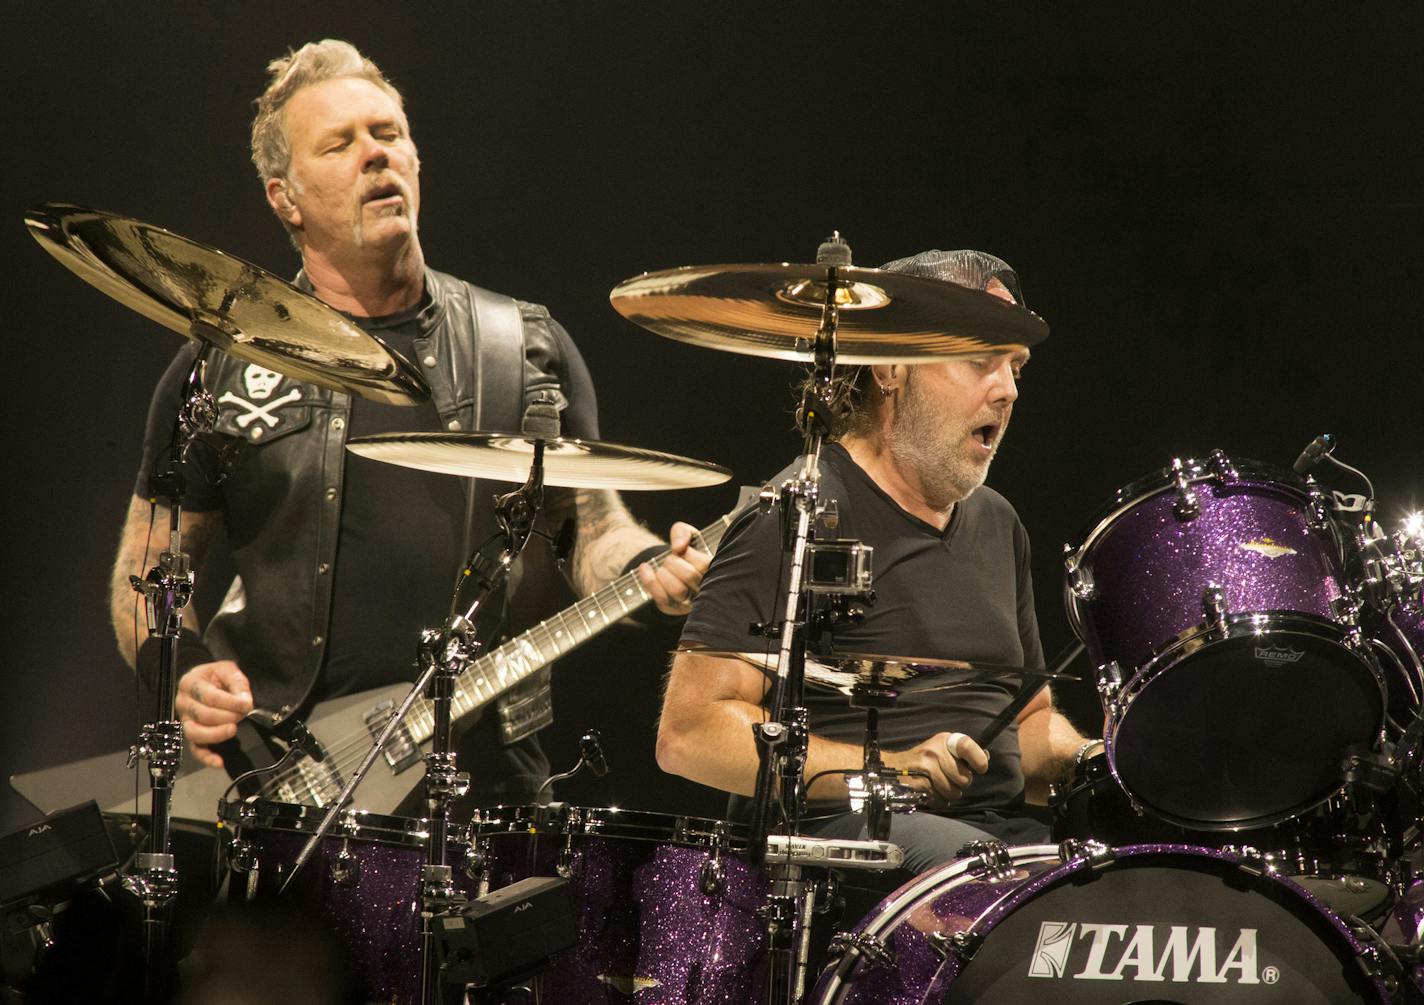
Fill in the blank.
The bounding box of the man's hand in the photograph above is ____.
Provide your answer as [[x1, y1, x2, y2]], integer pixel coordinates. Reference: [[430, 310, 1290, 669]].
[[883, 731, 990, 810], [637, 521, 709, 616], [176, 660, 254, 769]]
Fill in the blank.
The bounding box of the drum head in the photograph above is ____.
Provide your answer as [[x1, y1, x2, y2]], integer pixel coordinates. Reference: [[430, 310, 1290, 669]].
[[941, 850, 1381, 1004], [1113, 623, 1382, 828]]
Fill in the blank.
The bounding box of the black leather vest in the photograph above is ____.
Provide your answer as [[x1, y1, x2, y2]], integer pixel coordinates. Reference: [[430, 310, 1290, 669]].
[[194, 268, 570, 725]]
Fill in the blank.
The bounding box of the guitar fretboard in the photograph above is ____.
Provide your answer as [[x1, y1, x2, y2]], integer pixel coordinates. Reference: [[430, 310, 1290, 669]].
[[402, 515, 734, 743]]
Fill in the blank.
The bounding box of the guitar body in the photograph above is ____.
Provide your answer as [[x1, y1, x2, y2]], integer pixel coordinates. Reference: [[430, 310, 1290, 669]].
[[11, 502, 747, 823]]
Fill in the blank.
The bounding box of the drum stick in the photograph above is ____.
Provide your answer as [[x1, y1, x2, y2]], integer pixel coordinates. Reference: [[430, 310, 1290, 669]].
[[972, 640, 1086, 749]]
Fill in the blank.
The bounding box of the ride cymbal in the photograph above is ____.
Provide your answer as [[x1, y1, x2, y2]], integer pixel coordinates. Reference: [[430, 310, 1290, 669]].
[[610, 262, 1048, 364], [25, 203, 429, 404], [346, 432, 732, 490]]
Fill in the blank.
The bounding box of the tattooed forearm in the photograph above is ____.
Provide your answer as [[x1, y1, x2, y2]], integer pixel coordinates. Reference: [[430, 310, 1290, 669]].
[[548, 487, 661, 596]]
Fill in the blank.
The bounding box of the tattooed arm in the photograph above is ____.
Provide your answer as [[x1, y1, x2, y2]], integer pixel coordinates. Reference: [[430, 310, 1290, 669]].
[[544, 486, 708, 615]]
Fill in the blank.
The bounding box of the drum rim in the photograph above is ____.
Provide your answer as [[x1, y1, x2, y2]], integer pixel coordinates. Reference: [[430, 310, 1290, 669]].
[[1064, 454, 1316, 569], [217, 797, 441, 848], [471, 803, 749, 847], [1106, 613, 1384, 831]]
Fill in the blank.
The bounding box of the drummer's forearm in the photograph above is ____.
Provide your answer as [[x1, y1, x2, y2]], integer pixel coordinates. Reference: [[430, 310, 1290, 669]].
[[656, 695, 863, 799], [1018, 705, 1092, 805]]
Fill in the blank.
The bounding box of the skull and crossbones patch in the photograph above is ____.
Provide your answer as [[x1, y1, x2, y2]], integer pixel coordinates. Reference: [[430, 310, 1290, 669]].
[[217, 365, 305, 440]]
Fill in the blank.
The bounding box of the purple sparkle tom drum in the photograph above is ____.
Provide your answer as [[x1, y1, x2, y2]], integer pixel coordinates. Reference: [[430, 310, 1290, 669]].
[[470, 804, 767, 1004], [1065, 452, 1384, 830], [810, 842, 1396, 1004], [219, 798, 478, 1005]]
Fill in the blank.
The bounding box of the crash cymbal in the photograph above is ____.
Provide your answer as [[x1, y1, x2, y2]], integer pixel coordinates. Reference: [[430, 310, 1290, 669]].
[[681, 650, 1076, 698], [346, 431, 732, 490], [610, 263, 1047, 364], [25, 203, 429, 405]]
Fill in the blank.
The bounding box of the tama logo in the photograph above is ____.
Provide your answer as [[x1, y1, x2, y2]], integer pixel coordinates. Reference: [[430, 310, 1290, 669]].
[[1028, 922, 1278, 985], [513, 901, 533, 914], [1254, 645, 1305, 668], [27, 824, 52, 837]]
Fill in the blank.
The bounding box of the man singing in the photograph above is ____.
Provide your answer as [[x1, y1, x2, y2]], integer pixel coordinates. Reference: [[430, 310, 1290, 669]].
[[109, 39, 708, 806]]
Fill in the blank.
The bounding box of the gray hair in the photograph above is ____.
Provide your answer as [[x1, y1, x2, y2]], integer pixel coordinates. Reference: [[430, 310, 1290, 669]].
[[797, 249, 1023, 439], [250, 39, 404, 185]]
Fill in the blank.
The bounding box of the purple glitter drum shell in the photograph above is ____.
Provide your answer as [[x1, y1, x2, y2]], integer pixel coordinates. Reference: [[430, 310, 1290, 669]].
[[1067, 460, 1344, 674], [472, 805, 768, 1004], [220, 800, 476, 1005], [811, 843, 1393, 1004]]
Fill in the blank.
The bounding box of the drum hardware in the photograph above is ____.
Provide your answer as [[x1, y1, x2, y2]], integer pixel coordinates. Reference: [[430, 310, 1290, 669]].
[[1202, 583, 1229, 632], [533, 728, 611, 805], [957, 840, 1016, 881], [1170, 455, 1201, 518], [762, 835, 905, 871]]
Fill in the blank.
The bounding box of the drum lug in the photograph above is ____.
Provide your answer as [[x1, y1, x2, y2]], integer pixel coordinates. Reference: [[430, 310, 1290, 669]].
[[699, 838, 726, 896], [330, 840, 360, 887], [1227, 844, 1269, 877], [1171, 457, 1200, 520], [957, 840, 1014, 881], [1095, 661, 1123, 704], [1207, 449, 1237, 484], [1330, 596, 1362, 628], [1066, 555, 1096, 602], [1059, 839, 1115, 871], [1307, 486, 1332, 530], [1201, 585, 1228, 634], [928, 930, 978, 963], [826, 930, 895, 972]]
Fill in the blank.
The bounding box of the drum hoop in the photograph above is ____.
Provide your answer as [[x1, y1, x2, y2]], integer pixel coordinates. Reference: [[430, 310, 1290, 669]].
[[1117, 611, 1381, 698], [470, 804, 748, 848], [1064, 455, 1314, 570], [217, 798, 439, 848]]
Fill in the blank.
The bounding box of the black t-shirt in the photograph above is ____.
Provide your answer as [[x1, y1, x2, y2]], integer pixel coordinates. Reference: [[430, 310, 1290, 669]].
[[679, 443, 1044, 814], [319, 299, 469, 698]]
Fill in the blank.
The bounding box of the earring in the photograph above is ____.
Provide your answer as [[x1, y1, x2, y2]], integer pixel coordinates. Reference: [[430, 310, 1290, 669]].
[[879, 384, 894, 398]]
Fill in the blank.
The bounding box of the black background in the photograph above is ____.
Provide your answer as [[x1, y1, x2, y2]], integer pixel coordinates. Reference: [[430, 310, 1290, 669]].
[[3, 4, 1423, 834]]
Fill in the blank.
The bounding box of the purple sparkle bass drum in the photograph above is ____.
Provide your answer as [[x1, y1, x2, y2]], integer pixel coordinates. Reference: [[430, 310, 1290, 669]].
[[469, 804, 767, 1004], [1064, 452, 1385, 830], [810, 842, 1399, 1004]]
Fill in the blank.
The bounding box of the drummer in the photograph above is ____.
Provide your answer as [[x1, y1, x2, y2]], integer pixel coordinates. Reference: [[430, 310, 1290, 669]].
[[657, 250, 1098, 873], [107, 38, 707, 807]]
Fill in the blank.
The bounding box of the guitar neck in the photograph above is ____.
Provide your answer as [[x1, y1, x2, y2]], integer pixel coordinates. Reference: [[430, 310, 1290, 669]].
[[402, 511, 736, 745]]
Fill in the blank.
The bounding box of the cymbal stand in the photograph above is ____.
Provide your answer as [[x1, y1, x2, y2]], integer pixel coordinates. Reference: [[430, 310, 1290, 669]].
[[845, 681, 924, 843], [417, 441, 545, 1004], [125, 336, 216, 1000], [748, 234, 855, 1005]]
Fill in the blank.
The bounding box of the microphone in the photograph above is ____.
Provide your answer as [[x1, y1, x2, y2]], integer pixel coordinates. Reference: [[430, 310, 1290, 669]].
[[1292, 433, 1335, 475], [578, 729, 610, 777]]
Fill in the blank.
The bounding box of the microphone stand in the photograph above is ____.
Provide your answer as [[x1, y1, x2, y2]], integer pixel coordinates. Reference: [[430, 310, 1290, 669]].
[[125, 333, 217, 1001]]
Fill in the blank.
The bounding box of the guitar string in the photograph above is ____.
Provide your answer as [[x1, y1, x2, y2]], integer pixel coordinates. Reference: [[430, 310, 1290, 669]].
[[258, 520, 723, 802], [256, 531, 716, 803]]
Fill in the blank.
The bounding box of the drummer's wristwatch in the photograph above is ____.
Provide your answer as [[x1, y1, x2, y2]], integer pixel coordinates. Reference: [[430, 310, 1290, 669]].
[[1073, 739, 1105, 766]]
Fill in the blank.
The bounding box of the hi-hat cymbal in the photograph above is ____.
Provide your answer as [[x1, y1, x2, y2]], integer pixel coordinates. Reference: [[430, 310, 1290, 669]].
[[25, 203, 429, 405], [610, 263, 1048, 364], [680, 650, 1076, 699], [347, 432, 733, 490]]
